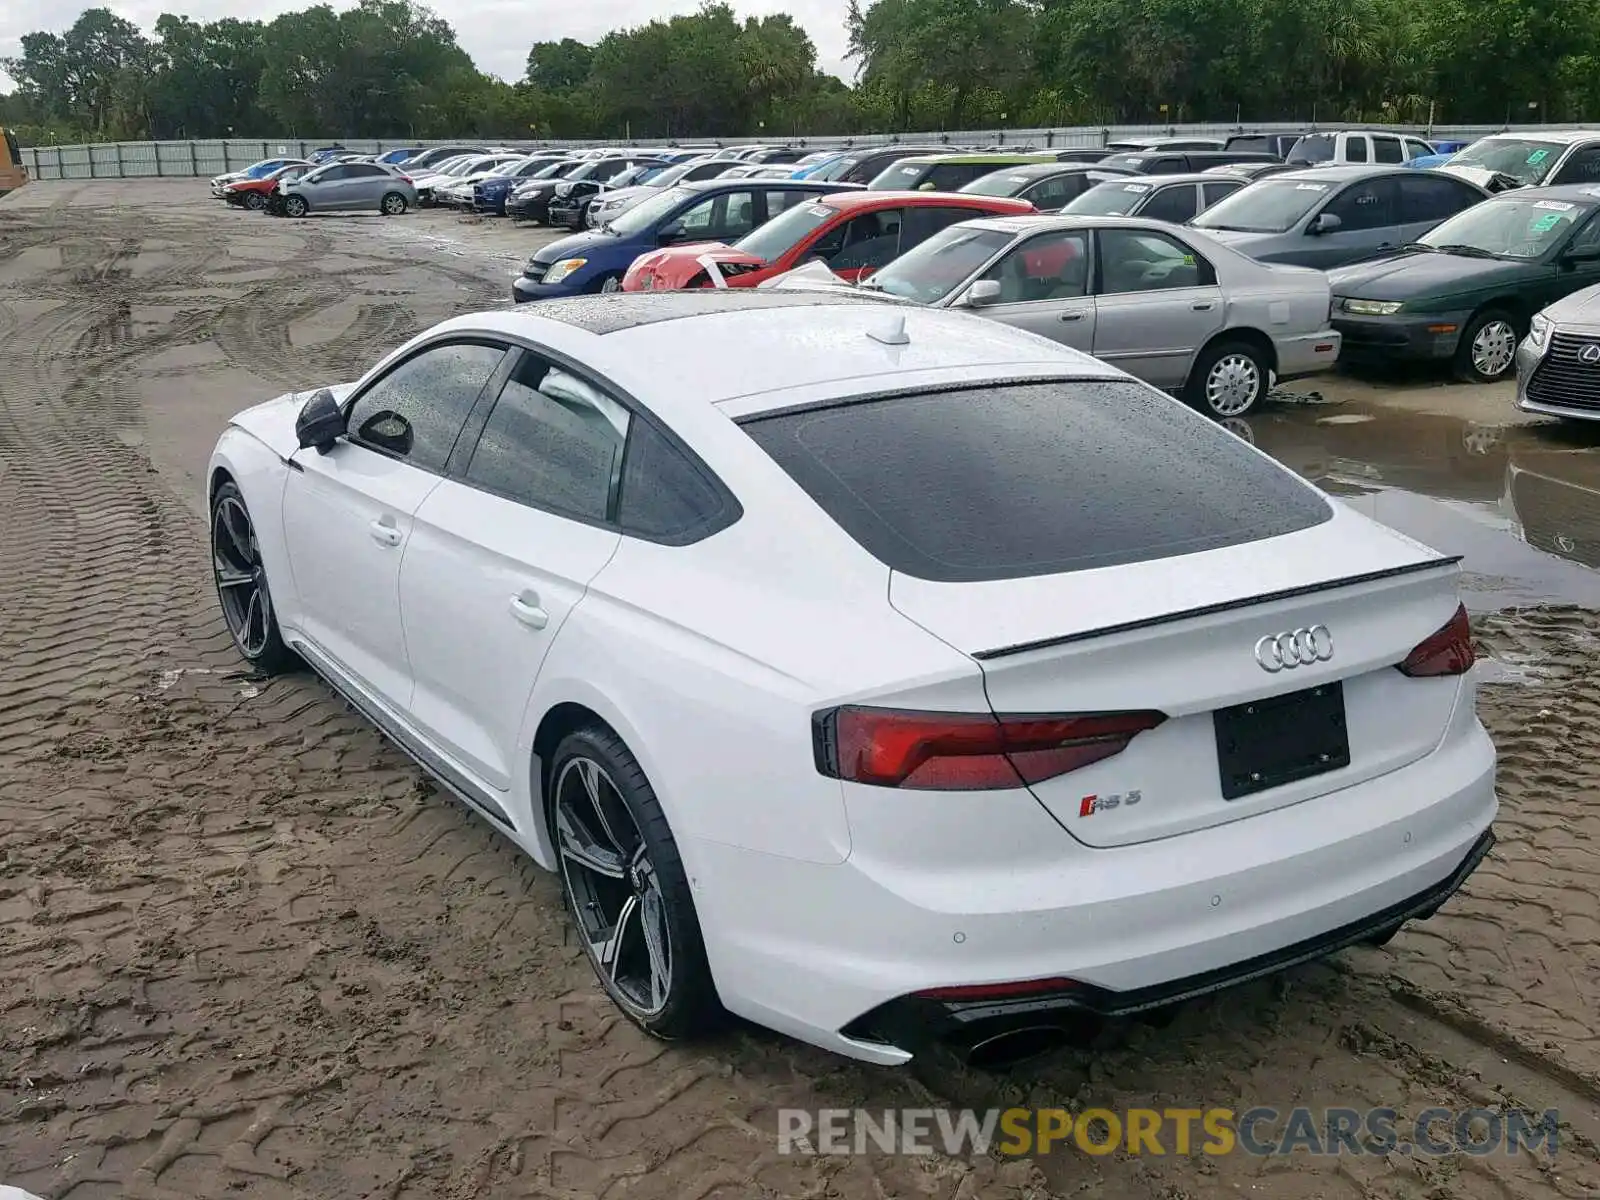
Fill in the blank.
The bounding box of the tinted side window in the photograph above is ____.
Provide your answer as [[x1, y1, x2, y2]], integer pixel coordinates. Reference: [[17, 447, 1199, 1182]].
[[463, 354, 630, 521], [1203, 181, 1240, 207], [315, 166, 351, 181], [902, 205, 994, 241], [1551, 146, 1600, 185], [1398, 175, 1479, 224], [1372, 136, 1404, 164], [1323, 178, 1396, 230], [617, 420, 733, 541], [1405, 139, 1433, 160], [764, 189, 810, 217], [1566, 214, 1600, 255], [347, 341, 507, 472], [1146, 156, 1188, 175], [1345, 138, 1369, 163], [1026, 175, 1077, 210], [1097, 228, 1216, 293], [741, 380, 1331, 583], [1139, 184, 1198, 223], [825, 209, 904, 270]]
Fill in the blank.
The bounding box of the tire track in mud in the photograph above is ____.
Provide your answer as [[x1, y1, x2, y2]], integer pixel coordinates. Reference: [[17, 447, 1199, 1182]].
[[2, 185, 1595, 1200]]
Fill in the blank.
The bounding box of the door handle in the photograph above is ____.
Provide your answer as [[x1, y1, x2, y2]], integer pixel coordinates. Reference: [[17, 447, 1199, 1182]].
[[1058, 311, 1085, 322], [1192, 301, 1216, 311], [510, 592, 550, 630], [368, 517, 403, 548]]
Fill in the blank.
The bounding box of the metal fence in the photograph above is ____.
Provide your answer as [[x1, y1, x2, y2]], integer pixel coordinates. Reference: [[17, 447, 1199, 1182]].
[[15, 122, 1565, 180]]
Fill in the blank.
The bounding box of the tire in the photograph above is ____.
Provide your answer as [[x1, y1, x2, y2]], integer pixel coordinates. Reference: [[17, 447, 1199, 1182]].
[[1454, 308, 1521, 383], [284, 194, 308, 218], [380, 191, 408, 216], [547, 725, 721, 1041], [244, 192, 266, 212], [590, 272, 623, 294], [211, 481, 295, 675], [1185, 338, 1270, 418]]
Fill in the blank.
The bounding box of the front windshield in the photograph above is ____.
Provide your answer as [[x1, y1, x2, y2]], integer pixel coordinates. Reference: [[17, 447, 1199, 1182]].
[[870, 161, 929, 189], [607, 185, 695, 235], [1063, 180, 1156, 215], [734, 201, 837, 262], [813, 155, 860, 182], [1192, 178, 1331, 232], [649, 162, 700, 187], [1419, 196, 1596, 259], [1447, 137, 1564, 185], [868, 225, 1013, 303], [960, 170, 1039, 197], [488, 159, 529, 176]]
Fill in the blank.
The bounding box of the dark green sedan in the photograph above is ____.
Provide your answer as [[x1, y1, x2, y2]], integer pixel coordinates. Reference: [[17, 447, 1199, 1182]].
[[1328, 185, 1600, 381]]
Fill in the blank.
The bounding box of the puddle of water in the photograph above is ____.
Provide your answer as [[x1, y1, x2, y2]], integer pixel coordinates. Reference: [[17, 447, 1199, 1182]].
[[1230, 401, 1600, 609]]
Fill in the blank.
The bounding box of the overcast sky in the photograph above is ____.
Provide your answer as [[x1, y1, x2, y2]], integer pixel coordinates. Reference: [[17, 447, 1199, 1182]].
[[1, 0, 857, 92]]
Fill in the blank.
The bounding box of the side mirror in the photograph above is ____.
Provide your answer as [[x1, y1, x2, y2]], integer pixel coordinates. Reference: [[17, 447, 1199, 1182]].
[[1308, 212, 1343, 236], [295, 388, 346, 454], [657, 221, 687, 244], [962, 279, 1003, 307]]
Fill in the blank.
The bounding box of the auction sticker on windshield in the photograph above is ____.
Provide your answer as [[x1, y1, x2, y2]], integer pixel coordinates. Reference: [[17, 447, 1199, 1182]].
[[1005, 176, 1030, 183], [1527, 149, 1552, 165], [1296, 183, 1329, 191], [1533, 200, 1576, 210], [1530, 213, 1566, 233], [806, 205, 830, 216], [1123, 183, 1152, 192]]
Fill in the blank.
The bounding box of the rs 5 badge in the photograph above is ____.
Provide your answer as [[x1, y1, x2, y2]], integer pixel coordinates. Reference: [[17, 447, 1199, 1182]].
[[1079, 791, 1142, 817]]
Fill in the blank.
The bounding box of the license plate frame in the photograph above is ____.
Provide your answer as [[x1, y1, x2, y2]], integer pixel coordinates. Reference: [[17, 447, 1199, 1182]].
[[1214, 681, 1350, 801]]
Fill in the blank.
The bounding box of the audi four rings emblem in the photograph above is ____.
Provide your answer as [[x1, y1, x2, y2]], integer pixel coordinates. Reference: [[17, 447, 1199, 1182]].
[[1254, 625, 1335, 672], [1579, 343, 1600, 365]]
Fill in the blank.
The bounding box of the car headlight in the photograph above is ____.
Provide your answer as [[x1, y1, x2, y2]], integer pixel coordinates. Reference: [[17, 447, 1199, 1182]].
[[543, 258, 588, 285], [1528, 312, 1553, 349], [1342, 298, 1403, 316]]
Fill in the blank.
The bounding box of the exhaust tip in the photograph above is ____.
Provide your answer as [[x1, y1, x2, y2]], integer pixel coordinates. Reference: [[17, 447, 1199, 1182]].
[[963, 1025, 1071, 1071]]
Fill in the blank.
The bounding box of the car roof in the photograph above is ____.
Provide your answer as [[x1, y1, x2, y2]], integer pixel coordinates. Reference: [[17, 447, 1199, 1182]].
[[1477, 184, 1600, 205], [944, 212, 1210, 236], [1096, 171, 1237, 186], [430, 292, 1119, 413], [1268, 164, 1417, 182], [890, 153, 1055, 166], [678, 178, 840, 194], [1466, 129, 1600, 145], [818, 189, 1034, 212]]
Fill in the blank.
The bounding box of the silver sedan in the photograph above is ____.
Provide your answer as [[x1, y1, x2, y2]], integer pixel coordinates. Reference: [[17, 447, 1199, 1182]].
[[1515, 282, 1600, 421], [277, 161, 417, 218], [858, 214, 1341, 416]]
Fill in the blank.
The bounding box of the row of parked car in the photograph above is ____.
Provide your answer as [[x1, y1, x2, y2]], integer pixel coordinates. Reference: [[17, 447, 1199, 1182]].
[[205, 130, 1600, 417]]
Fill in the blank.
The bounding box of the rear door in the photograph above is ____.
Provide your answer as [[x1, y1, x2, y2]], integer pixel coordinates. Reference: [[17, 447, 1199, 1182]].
[[343, 164, 391, 210], [968, 227, 1096, 353], [1396, 173, 1485, 240], [399, 349, 626, 794], [1136, 182, 1200, 224], [1202, 180, 1242, 212], [1091, 226, 1223, 387]]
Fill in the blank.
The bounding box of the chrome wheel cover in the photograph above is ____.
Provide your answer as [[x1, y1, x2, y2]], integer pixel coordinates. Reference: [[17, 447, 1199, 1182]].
[[1205, 353, 1263, 416], [1471, 320, 1516, 378]]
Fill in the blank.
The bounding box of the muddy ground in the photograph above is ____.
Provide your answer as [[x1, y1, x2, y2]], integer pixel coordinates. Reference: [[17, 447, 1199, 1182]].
[[1, 180, 1598, 1200]]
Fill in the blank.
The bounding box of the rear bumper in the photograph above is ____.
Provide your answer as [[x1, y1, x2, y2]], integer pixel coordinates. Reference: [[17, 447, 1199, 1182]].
[[1273, 328, 1342, 379], [688, 705, 1497, 1065], [1331, 311, 1470, 362], [849, 827, 1493, 1053]]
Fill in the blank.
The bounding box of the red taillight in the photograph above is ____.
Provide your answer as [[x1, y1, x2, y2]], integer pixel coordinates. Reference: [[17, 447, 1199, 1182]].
[[1397, 603, 1475, 677], [813, 706, 1167, 791], [397, 174, 412, 183], [915, 977, 1080, 1001]]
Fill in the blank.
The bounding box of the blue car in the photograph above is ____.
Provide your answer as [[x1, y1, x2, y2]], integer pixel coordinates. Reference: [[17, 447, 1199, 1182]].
[[473, 156, 571, 215], [1406, 152, 1458, 169], [377, 147, 426, 165], [513, 178, 845, 301], [791, 152, 845, 179]]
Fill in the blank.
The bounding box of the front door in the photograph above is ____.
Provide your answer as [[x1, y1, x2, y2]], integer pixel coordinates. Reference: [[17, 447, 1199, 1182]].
[[1091, 226, 1224, 388], [1298, 176, 1401, 268], [965, 227, 1096, 354], [400, 351, 626, 794], [280, 339, 509, 708]]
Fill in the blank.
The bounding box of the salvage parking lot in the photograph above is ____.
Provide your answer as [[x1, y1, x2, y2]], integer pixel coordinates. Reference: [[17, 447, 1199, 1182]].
[[2, 179, 1599, 1199]]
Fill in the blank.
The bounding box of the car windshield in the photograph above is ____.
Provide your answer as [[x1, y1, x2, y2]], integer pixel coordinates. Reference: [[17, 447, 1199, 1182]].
[[867, 224, 1013, 303], [1418, 196, 1596, 259], [487, 159, 528, 176], [1447, 137, 1566, 185], [814, 155, 860, 182], [741, 380, 1330, 583], [1287, 134, 1336, 164], [606, 186, 695, 235], [1062, 180, 1157, 215], [870, 161, 930, 189], [959, 170, 1039, 197], [1192, 178, 1332, 232], [734, 201, 838, 261]]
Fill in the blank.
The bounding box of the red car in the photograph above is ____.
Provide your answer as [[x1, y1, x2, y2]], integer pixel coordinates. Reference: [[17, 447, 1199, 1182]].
[[622, 190, 1036, 292], [224, 163, 312, 211]]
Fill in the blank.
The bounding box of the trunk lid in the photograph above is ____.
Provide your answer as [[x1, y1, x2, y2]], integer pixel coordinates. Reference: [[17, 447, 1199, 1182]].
[[888, 505, 1466, 847]]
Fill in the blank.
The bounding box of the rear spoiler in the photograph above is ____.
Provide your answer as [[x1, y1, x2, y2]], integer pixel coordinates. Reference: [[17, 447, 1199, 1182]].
[[972, 555, 1464, 661]]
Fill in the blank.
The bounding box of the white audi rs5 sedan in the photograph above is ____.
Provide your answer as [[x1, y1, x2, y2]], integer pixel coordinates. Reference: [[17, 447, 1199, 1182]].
[[207, 290, 1496, 1068]]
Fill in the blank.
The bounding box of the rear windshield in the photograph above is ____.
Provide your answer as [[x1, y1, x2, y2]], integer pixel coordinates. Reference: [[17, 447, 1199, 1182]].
[[741, 381, 1331, 582], [1287, 134, 1335, 164], [870, 161, 929, 189]]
